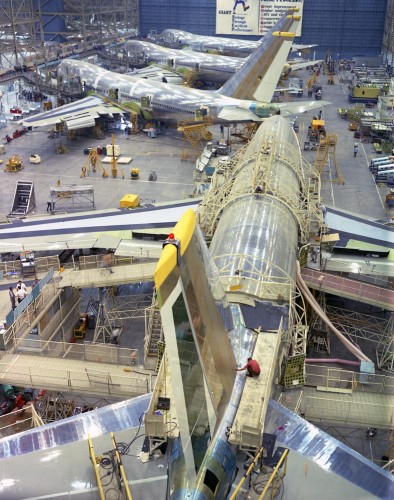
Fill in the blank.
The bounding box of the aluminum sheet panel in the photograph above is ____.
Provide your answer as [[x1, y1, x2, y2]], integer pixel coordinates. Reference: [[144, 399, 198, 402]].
[[266, 400, 394, 500], [0, 394, 151, 460]]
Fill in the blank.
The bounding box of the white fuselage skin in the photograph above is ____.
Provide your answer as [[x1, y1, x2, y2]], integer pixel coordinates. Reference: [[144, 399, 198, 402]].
[[58, 59, 278, 124]]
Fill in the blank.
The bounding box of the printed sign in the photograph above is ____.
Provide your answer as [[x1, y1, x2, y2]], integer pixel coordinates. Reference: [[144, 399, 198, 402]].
[[216, 0, 304, 36]]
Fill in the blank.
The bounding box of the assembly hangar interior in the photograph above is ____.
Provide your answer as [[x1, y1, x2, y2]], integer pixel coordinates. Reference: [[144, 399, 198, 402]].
[[0, 1, 393, 499]]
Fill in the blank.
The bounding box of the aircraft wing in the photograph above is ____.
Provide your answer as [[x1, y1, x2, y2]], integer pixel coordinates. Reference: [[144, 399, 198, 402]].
[[0, 201, 200, 254], [19, 95, 121, 129], [278, 100, 331, 116], [289, 59, 323, 71]]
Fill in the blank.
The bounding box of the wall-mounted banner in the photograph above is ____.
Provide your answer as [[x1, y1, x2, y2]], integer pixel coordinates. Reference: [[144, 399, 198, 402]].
[[216, 0, 304, 36]]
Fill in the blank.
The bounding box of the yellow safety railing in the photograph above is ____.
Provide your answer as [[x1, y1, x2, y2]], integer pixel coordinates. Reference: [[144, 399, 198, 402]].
[[88, 435, 105, 500], [258, 449, 289, 499], [229, 446, 264, 500], [111, 432, 132, 500]]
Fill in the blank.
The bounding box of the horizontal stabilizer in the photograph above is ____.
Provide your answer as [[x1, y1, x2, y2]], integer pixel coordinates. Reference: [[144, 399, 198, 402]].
[[292, 44, 318, 52], [278, 100, 331, 116], [289, 59, 323, 71], [218, 107, 263, 122]]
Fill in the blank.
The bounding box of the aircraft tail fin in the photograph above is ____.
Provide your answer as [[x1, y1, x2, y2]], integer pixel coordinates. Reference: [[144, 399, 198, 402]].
[[217, 10, 300, 103]]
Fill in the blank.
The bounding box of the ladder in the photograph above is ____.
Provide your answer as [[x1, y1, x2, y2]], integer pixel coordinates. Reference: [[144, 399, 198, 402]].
[[314, 133, 345, 184], [314, 137, 328, 173], [8, 181, 36, 218], [146, 308, 163, 356]]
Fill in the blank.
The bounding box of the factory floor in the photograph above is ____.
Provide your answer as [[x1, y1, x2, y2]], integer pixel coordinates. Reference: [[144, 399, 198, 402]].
[[0, 66, 393, 499]]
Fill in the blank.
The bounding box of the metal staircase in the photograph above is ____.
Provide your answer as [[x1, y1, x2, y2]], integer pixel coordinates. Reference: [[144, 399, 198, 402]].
[[145, 304, 163, 358], [8, 180, 36, 218], [314, 136, 328, 172], [314, 133, 345, 184], [177, 119, 213, 160]]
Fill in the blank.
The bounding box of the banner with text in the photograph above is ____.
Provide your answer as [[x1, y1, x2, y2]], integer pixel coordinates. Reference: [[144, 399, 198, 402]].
[[216, 0, 304, 36]]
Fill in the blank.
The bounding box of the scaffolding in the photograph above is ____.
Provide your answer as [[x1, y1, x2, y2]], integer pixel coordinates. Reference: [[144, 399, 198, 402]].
[[306, 293, 330, 353], [50, 184, 95, 211], [326, 306, 394, 373], [0, 1, 138, 70], [177, 119, 213, 161], [230, 123, 260, 143], [90, 287, 151, 345], [144, 295, 163, 360], [314, 133, 345, 184]]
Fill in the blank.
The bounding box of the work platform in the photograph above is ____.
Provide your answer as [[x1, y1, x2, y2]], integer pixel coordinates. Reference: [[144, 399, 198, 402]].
[[58, 261, 157, 288], [301, 267, 394, 311], [228, 332, 281, 449], [0, 352, 154, 399], [303, 385, 394, 429]]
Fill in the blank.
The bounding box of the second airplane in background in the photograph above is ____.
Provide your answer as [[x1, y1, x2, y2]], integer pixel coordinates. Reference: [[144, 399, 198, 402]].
[[22, 10, 328, 130], [124, 39, 321, 85], [151, 28, 317, 58]]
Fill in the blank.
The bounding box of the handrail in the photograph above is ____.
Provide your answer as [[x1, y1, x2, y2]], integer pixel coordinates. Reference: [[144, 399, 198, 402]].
[[88, 435, 105, 500], [258, 448, 289, 499], [111, 432, 133, 500], [229, 446, 264, 500], [0, 360, 151, 396]]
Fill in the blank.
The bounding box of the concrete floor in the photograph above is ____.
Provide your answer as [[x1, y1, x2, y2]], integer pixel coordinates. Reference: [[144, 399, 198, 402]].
[[1, 69, 392, 219], [0, 91, 201, 217]]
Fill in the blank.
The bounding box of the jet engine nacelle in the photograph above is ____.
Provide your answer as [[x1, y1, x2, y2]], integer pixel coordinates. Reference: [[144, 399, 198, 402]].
[[251, 102, 281, 118]]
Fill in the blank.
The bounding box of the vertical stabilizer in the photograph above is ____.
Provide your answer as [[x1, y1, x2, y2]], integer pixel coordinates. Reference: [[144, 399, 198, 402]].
[[153, 210, 236, 482], [217, 10, 300, 102]]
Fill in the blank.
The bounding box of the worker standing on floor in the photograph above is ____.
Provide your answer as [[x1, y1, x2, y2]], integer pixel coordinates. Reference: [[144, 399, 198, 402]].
[[17, 280, 27, 292], [16, 286, 27, 303], [354, 143, 359, 157]]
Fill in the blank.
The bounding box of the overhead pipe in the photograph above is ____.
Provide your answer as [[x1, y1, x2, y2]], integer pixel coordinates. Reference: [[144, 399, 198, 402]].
[[306, 358, 361, 367]]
